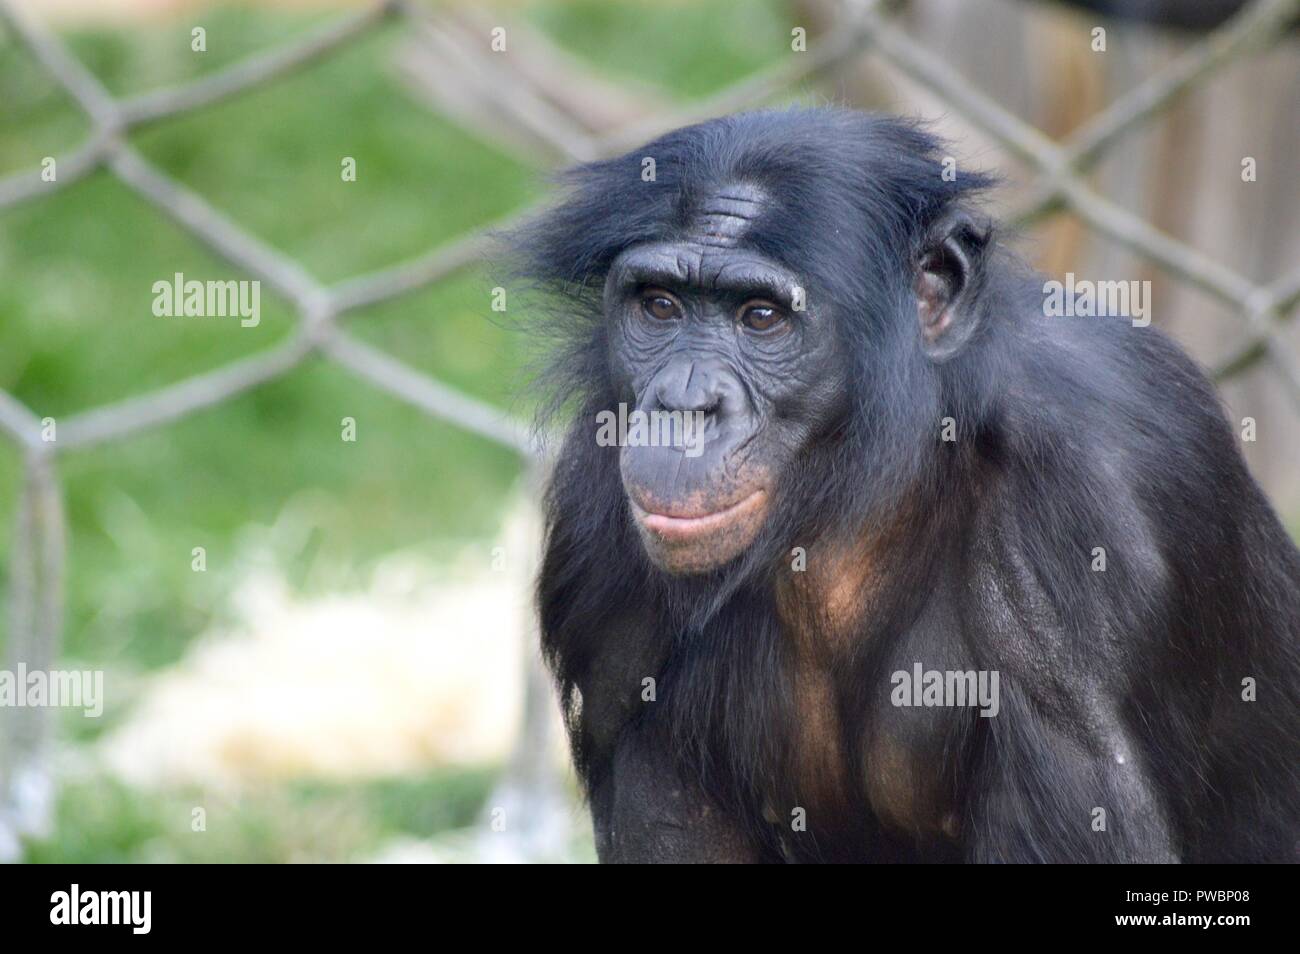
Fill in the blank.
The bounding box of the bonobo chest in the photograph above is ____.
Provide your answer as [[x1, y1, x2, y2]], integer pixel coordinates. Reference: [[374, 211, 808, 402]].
[[773, 549, 971, 851]]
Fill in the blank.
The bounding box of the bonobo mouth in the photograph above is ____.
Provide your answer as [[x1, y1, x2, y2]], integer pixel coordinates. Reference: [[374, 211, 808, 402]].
[[626, 486, 770, 574], [632, 489, 767, 540]]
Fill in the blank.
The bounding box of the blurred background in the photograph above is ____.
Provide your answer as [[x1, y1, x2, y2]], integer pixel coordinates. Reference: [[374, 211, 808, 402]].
[[0, 0, 1296, 863]]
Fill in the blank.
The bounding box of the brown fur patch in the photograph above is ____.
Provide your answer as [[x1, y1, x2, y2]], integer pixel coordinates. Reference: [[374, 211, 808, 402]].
[[787, 660, 851, 818], [776, 522, 894, 653], [773, 523, 894, 825], [863, 732, 950, 835]]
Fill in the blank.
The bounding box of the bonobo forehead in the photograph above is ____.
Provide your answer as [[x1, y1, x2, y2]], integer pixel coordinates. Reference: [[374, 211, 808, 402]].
[[606, 182, 804, 305], [685, 181, 770, 248]]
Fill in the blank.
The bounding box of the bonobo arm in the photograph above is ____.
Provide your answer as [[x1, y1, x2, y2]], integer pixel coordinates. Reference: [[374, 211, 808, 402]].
[[964, 528, 1179, 863], [964, 698, 1178, 863], [590, 729, 769, 864]]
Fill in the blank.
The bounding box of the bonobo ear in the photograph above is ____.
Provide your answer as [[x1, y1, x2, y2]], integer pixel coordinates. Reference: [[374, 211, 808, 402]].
[[914, 211, 991, 361]]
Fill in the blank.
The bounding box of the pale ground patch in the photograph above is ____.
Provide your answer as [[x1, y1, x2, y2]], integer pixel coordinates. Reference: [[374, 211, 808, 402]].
[[98, 496, 546, 790]]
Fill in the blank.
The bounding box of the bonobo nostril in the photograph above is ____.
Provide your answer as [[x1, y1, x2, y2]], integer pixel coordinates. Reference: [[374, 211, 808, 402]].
[[659, 386, 722, 414]]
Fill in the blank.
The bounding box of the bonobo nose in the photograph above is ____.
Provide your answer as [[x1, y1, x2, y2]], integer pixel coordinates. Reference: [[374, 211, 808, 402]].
[[646, 358, 738, 416]]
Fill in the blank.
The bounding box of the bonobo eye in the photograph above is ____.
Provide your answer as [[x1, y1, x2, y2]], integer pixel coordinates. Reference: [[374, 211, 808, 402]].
[[739, 300, 786, 334], [640, 287, 682, 321]]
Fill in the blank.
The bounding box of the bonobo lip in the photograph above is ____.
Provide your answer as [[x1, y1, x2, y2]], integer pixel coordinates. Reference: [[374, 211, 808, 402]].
[[631, 489, 768, 542]]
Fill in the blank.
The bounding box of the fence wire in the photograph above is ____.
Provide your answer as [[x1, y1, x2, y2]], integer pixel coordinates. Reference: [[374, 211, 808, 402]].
[[0, 0, 1297, 852]]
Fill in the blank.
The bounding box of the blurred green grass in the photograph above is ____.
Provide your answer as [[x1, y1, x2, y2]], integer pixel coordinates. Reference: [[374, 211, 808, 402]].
[[24, 768, 499, 863], [0, 0, 788, 862]]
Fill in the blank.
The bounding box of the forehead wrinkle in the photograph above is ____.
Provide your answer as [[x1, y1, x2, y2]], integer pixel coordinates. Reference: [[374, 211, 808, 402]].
[[684, 181, 771, 248]]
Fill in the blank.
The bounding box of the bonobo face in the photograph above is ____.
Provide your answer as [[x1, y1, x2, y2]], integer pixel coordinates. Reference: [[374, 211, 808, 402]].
[[603, 184, 848, 574]]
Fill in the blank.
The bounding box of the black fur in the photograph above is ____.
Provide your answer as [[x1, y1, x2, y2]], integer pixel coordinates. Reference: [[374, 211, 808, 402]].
[[509, 107, 1300, 863]]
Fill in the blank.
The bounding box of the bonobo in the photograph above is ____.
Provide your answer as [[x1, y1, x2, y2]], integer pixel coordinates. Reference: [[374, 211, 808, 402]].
[[509, 108, 1300, 863]]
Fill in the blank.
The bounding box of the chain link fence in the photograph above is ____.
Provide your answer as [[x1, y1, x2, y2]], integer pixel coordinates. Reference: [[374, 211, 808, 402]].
[[0, 0, 1296, 858]]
